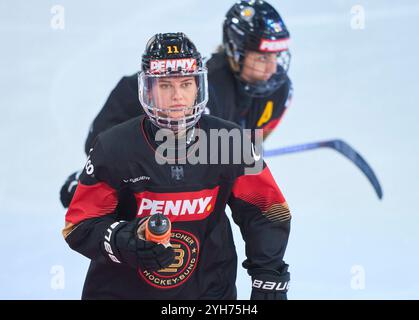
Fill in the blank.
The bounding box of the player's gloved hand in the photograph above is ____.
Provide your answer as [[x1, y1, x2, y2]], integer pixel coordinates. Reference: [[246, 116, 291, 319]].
[[60, 170, 82, 208], [249, 265, 290, 300], [104, 217, 175, 272]]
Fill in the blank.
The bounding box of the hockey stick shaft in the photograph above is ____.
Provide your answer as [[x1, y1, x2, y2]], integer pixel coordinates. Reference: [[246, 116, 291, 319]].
[[264, 139, 383, 199]]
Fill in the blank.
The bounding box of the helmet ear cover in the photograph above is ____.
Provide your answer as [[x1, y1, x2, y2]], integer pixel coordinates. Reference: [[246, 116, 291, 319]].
[[227, 55, 241, 74]]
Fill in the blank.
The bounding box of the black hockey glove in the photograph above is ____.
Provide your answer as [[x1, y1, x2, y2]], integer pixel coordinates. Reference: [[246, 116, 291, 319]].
[[102, 217, 175, 272], [60, 170, 81, 208], [249, 265, 290, 300]]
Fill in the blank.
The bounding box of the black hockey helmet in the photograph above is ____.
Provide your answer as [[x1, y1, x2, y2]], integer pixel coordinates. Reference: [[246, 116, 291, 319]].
[[138, 33, 208, 131], [223, 0, 291, 97]]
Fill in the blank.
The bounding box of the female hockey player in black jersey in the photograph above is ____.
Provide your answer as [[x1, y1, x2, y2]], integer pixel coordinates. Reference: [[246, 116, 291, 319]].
[[60, 0, 293, 208], [63, 32, 291, 300], [84, 0, 292, 152]]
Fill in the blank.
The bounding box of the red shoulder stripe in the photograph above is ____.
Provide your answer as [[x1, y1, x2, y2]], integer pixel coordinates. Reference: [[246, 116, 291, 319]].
[[65, 182, 118, 225], [232, 166, 285, 211]]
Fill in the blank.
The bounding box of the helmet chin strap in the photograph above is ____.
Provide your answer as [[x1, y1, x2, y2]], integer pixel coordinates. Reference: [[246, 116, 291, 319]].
[[171, 122, 196, 146], [149, 119, 196, 150], [185, 126, 196, 145]]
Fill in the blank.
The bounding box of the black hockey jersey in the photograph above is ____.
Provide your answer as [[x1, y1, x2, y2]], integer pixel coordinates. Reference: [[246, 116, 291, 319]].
[[83, 53, 292, 154], [64, 115, 291, 299]]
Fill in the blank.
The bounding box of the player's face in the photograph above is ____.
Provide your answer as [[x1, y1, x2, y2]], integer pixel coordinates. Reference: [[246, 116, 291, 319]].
[[152, 77, 198, 119], [241, 51, 278, 83]]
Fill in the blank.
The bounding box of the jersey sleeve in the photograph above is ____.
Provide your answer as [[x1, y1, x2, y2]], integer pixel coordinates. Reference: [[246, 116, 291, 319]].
[[84, 75, 142, 154], [63, 137, 120, 262], [228, 163, 291, 279]]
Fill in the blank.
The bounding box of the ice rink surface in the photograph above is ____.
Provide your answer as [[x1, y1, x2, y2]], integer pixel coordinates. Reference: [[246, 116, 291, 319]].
[[1, 0, 418, 299]]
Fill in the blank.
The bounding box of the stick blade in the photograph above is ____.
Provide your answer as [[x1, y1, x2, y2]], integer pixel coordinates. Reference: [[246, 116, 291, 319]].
[[325, 140, 383, 200]]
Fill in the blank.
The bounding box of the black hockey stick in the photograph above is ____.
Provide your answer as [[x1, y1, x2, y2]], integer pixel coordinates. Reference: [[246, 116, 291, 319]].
[[264, 139, 383, 199]]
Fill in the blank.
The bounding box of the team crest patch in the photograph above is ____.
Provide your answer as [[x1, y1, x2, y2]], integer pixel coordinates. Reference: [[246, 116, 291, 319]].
[[138, 230, 199, 289]]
